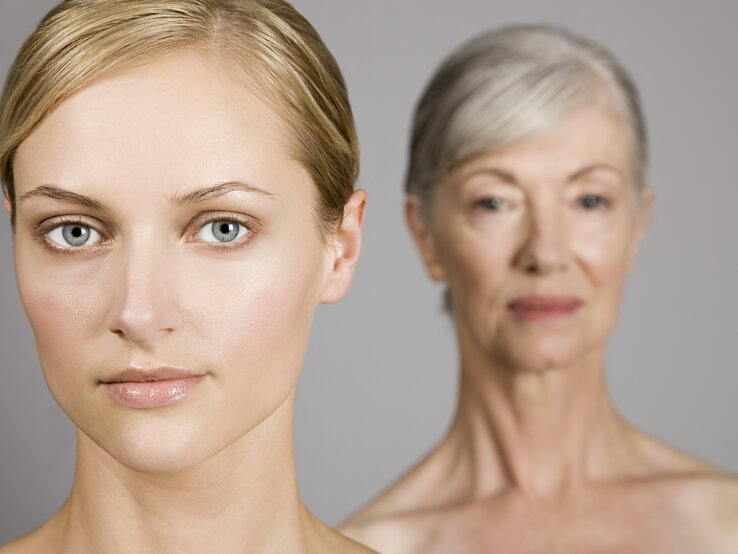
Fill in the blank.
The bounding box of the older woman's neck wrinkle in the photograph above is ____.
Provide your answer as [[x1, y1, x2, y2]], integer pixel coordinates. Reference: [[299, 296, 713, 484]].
[[445, 348, 632, 501]]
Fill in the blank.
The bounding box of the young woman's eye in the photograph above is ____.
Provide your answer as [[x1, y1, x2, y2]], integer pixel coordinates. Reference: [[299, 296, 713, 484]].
[[476, 197, 506, 211], [46, 223, 103, 248], [578, 194, 609, 210], [195, 220, 249, 244]]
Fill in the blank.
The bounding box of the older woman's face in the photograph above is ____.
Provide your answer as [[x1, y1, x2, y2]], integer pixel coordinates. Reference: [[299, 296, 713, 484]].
[[9, 50, 357, 472], [408, 104, 652, 371]]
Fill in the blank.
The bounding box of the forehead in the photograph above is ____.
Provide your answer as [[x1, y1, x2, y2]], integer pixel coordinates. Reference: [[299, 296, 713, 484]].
[[452, 103, 635, 186], [13, 49, 303, 199]]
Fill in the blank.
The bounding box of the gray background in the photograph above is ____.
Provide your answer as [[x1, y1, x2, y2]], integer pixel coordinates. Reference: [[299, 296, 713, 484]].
[[1, 0, 737, 543]]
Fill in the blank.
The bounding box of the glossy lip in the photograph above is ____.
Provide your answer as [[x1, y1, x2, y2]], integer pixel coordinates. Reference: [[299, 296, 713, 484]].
[[100, 367, 206, 409], [507, 295, 583, 322]]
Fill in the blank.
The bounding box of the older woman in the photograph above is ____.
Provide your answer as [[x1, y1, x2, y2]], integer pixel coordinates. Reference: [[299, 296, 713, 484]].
[[342, 25, 738, 553], [0, 1, 373, 552]]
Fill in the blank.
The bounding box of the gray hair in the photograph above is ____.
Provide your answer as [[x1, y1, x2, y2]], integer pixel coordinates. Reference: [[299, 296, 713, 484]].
[[405, 24, 647, 204]]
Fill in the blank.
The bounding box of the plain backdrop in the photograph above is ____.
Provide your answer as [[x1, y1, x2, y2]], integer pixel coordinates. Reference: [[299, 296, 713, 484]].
[[1, 0, 737, 543]]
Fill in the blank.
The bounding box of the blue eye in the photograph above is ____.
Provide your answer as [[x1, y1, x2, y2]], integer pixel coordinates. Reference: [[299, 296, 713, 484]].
[[196, 220, 248, 243], [579, 195, 608, 209], [477, 197, 506, 211], [47, 223, 102, 248]]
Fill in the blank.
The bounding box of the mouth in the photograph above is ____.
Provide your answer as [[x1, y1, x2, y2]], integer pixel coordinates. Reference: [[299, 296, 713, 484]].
[[507, 296, 583, 321], [100, 367, 206, 409]]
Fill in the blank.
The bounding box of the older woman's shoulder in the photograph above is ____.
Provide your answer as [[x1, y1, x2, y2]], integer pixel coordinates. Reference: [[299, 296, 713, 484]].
[[340, 512, 432, 554], [643, 438, 738, 517], [688, 471, 738, 524], [649, 464, 738, 550], [683, 471, 738, 551]]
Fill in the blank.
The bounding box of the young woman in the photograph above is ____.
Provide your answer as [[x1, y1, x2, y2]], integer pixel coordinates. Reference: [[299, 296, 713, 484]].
[[0, 1, 373, 552], [342, 25, 738, 553]]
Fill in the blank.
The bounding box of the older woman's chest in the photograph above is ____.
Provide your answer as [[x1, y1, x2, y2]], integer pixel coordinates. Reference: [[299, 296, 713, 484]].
[[405, 487, 714, 554]]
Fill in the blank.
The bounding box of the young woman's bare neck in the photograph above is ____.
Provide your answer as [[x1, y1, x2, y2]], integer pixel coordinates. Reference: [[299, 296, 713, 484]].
[[39, 395, 316, 554]]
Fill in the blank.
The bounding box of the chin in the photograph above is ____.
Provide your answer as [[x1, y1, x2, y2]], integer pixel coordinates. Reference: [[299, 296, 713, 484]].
[[495, 335, 586, 373], [109, 446, 205, 475], [509, 352, 574, 373], [79, 414, 234, 475]]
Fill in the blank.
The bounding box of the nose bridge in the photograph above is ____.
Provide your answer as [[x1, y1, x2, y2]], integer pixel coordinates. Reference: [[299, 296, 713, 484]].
[[516, 193, 567, 274], [107, 233, 181, 344]]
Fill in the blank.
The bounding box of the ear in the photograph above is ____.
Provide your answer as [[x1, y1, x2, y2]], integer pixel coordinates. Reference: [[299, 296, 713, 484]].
[[405, 195, 446, 282], [2, 195, 11, 216], [629, 185, 654, 262], [320, 189, 368, 304]]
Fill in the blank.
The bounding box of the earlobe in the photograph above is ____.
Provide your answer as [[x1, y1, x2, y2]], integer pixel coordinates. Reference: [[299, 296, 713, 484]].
[[320, 189, 368, 304], [405, 196, 446, 282], [2, 195, 11, 216]]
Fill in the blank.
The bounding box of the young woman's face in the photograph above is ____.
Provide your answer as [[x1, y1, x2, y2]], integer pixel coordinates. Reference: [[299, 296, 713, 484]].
[[408, 103, 652, 372], [10, 50, 348, 472]]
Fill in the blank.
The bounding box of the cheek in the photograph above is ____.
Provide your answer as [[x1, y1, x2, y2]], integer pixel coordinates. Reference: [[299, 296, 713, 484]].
[[576, 227, 635, 299], [436, 217, 517, 301], [15, 246, 108, 382], [573, 224, 638, 345], [180, 234, 326, 404], [14, 251, 119, 438]]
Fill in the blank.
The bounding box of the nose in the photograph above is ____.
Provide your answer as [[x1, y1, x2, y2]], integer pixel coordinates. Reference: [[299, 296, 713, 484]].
[[513, 204, 569, 275], [106, 240, 182, 346]]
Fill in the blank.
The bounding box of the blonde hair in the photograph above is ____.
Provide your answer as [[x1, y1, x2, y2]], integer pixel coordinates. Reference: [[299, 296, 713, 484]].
[[406, 24, 646, 205], [0, 0, 359, 232]]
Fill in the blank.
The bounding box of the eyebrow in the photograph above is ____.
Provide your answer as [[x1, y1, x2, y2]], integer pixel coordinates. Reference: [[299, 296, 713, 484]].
[[172, 181, 276, 205], [18, 180, 276, 210], [19, 185, 106, 210], [568, 163, 624, 183], [459, 168, 518, 185], [460, 163, 624, 185]]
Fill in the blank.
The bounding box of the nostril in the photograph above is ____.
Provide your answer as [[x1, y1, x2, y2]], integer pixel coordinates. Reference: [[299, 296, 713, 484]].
[[525, 261, 542, 274]]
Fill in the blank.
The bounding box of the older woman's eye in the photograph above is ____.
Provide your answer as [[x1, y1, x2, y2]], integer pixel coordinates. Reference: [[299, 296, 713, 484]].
[[578, 194, 609, 210], [46, 223, 103, 248], [196, 220, 249, 244], [476, 197, 506, 211]]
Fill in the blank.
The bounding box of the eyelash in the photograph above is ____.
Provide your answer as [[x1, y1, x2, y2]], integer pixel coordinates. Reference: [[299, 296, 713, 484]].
[[474, 197, 507, 211], [34, 216, 109, 255], [578, 194, 611, 210], [35, 212, 257, 254], [470, 194, 612, 216], [185, 212, 257, 250]]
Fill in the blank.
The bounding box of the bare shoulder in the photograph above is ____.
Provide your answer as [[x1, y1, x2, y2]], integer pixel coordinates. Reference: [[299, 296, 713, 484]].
[[0, 527, 51, 554], [648, 469, 738, 553], [675, 471, 738, 544], [0, 538, 25, 554], [339, 464, 444, 554], [340, 511, 430, 554], [314, 528, 380, 554], [633, 431, 738, 540], [302, 508, 379, 554], [340, 438, 489, 553], [338, 462, 461, 554]]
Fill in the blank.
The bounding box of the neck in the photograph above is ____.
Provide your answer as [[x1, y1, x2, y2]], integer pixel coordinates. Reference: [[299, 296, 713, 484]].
[[51, 393, 314, 554], [440, 344, 639, 502]]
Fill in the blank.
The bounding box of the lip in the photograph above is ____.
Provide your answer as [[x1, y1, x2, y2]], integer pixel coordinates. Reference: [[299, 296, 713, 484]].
[[100, 367, 206, 409], [507, 295, 583, 321]]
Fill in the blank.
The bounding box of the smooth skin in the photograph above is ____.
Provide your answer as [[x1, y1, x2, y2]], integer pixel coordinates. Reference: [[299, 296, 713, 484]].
[[1, 50, 373, 554], [341, 102, 738, 553]]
